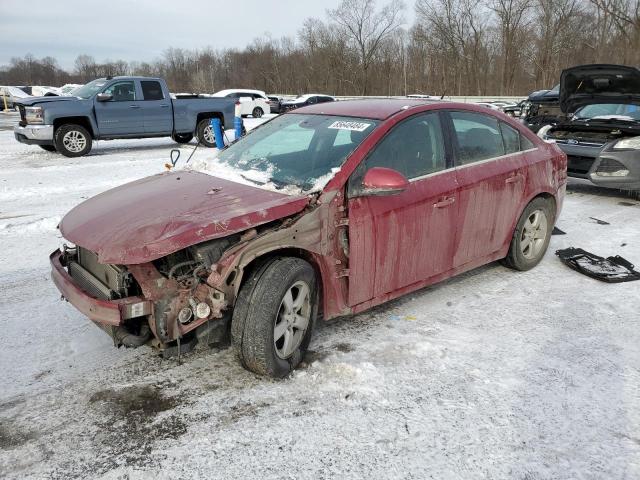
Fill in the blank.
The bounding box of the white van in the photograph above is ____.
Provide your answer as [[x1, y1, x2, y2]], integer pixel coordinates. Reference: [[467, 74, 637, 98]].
[[212, 89, 271, 118]]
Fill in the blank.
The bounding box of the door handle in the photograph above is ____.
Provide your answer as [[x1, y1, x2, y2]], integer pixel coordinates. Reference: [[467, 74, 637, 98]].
[[160, 104, 170, 108], [434, 197, 455, 208], [129, 105, 141, 109], [505, 173, 523, 184]]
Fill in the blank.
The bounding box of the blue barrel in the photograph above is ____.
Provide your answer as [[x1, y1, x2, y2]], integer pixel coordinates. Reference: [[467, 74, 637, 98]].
[[210, 118, 224, 148], [234, 116, 243, 140]]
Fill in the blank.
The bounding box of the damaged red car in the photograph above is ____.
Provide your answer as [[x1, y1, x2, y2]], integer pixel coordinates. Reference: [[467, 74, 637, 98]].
[[51, 99, 567, 377]]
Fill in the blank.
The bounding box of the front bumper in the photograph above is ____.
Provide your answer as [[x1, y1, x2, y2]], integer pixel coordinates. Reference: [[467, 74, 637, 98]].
[[14, 124, 54, 145], [50, 249, 152, 326], [556, 143, 640, 190]]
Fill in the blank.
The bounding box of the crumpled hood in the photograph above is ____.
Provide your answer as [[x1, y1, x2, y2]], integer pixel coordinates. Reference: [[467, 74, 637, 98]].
[[560, 64, 640, 113], [59, 170, 310, 265], [16, 96, 78, 106]]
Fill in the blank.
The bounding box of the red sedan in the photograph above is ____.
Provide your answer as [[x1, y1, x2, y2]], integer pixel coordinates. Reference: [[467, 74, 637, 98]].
[[51, 99, 567, 377]]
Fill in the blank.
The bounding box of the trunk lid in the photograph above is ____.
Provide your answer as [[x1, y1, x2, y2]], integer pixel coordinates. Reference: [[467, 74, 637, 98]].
[[59, 170, 310, 264], [560, 64, 640, 113]]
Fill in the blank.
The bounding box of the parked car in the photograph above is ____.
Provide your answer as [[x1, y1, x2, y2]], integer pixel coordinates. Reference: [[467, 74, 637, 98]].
[[267, 95, 283, 114], [212, 89, 270, 118], [0, 86, 31, 110], [522, 84, 562, 133], [13, 76, 235, 157], [538, 64, 640, 197], [281, 94, 335, 111], [503, 100, 527, 117], [59, 84, 83, 96], [50, 99, 566, 377]]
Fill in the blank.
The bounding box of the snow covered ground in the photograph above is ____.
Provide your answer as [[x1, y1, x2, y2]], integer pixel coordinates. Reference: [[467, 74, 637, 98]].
[[0, 110, 639, 479]]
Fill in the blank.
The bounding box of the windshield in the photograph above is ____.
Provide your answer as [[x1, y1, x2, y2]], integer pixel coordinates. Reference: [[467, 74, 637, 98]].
[[190, 114, 379, 194], [575, 103, 640, 121], [72, 79, 108, 99]]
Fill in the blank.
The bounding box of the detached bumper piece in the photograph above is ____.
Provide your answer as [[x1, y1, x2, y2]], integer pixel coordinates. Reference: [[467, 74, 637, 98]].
[[556, 247, 640, 283]]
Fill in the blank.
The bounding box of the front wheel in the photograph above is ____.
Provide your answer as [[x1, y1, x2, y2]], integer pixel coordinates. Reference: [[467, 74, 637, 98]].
[[196, 119, 217, 147], [231, 257, 317, 377], [54, 124, 92, 157], [252, 107, 264, 118], [502, 197, 554, 271]]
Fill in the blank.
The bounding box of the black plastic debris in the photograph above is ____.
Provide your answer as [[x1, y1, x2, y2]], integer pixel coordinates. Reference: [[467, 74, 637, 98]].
[[555, 247, 640, 283], [589, 216, 610, 225], [552, 226, 566, 235]]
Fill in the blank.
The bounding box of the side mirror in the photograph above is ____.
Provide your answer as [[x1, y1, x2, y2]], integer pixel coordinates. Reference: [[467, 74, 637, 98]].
[[361, 167, 409, 196], [96, 93, 113, 102]]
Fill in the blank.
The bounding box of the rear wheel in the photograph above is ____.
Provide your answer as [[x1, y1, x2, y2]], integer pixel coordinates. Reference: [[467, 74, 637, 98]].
[[172, 132, 193, 144], [252, 107, 264, 118], [231, 257, 317, 377], [196, 118, 216, 147], [38, 145, 56, 152], [54, 124, 92, 157], [502, 197, 554, 271]]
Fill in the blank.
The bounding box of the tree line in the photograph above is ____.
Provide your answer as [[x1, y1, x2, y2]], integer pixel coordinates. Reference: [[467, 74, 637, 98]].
[[1, 0, 638, 97]]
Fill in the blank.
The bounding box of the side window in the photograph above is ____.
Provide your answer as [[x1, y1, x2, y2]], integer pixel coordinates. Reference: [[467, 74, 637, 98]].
[[349, 112, 446, 195], [451, 111, 505, 164], [521, 134, 535, 150], [103, 81, 136, 101], [226, 92, 238, 98], [141, 81, 164, 101], [308, 96, 318, 104], [500, 122, 520, 154], [317, 96, 332, 103]]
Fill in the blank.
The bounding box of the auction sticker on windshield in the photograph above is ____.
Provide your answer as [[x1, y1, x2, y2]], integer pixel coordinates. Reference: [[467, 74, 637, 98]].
[[328, 121, 372, 132]]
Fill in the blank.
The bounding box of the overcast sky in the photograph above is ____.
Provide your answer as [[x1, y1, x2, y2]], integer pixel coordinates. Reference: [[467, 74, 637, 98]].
[[0, 0, 359, 70]]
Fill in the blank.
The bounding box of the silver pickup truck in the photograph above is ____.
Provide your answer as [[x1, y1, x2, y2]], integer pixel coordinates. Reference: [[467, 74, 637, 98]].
[[14, 76, 235, 157]]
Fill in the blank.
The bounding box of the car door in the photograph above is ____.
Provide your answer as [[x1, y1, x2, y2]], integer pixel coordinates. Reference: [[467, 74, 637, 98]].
[[94, 80, 145, 136], [446, 110, 528, 267], [347, 112, 459, 306], [141, 80, 172, 134]]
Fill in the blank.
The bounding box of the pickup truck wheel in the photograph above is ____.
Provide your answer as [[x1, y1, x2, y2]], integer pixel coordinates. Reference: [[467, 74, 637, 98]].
[[502, 197, 553, 271], [196, 119, 217, 148], [231, 257, 317, 377], [252, 107, 264, 118], [172, 132, 193, 144], [54, 124, 92, 157], [38, 145, 56, 152]]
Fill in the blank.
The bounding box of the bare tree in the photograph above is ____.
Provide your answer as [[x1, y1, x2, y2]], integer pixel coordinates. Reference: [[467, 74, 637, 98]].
[[328, 0, 405, 95]]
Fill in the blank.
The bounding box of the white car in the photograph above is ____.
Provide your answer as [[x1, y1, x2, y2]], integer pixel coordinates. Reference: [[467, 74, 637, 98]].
[[211, 89, 271, 118], [0, 86, 31, 110], [474, 102, 502, 110]]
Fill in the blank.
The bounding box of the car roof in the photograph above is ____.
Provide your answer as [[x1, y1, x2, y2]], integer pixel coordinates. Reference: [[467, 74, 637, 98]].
[[290, 98, 442, 120], [215, 88, 266, 95]]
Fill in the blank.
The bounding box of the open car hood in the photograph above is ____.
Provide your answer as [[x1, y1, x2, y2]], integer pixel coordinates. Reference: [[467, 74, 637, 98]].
[[560, 64, 640, 113], [59, 170, 310, 264]]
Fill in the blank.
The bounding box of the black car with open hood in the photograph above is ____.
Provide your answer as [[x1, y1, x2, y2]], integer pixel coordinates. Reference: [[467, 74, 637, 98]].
[[560, 64, 640, 114], [540, 64, 640, 197]]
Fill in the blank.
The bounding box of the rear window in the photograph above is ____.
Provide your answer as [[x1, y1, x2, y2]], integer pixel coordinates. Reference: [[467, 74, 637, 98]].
[[451, 111, 505, 164], [141, 81, 164, 101]]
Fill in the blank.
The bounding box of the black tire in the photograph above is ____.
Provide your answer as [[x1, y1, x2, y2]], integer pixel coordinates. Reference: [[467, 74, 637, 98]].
[[231, 257, 317, 377], [172, 132, 193, 144], [54, 124, 92, 157], [38, 145, 56, 152], [502, 197, 554, 271], [196, 118, 217, 148], [252, 107, 264, 118]]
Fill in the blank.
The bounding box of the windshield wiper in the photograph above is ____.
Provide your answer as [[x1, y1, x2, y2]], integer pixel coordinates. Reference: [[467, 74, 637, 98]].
[[239, 174, 265, 186]]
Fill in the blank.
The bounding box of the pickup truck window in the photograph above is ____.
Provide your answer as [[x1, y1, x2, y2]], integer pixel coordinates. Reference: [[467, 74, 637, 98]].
[[73, 79, 107, 99], [141, 81, 164, 101], [103, 81, 136, 101]]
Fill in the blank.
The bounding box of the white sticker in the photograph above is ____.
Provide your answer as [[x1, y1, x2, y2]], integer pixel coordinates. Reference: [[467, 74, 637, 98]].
[[328, 121, 371, 132]]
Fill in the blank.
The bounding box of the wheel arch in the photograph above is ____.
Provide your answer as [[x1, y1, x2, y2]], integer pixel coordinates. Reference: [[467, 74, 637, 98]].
[[53, 116, 95, 138], [235, 247, 326, 316]]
